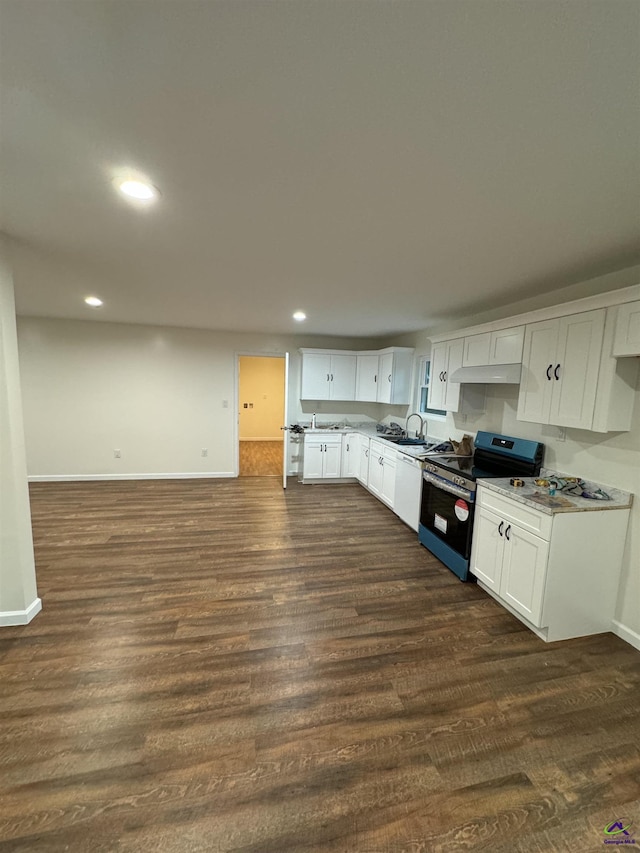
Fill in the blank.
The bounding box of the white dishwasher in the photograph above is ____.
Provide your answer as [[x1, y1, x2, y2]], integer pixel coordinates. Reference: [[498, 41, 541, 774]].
[[393, 453, 423, 532]]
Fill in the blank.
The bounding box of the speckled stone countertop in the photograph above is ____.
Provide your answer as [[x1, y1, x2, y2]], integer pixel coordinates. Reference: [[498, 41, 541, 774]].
[[479, 468, 633, 514]]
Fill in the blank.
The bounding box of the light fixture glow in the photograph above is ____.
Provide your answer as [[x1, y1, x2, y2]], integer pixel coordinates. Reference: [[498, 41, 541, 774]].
[[117, 179, 158, 201], [85, 296, 103, 307], [293, 311, 306, 321]]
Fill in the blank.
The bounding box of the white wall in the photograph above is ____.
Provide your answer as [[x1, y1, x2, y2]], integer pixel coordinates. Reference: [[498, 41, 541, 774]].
[[16, 317, 389, 478], [0, 243, 39, 623]]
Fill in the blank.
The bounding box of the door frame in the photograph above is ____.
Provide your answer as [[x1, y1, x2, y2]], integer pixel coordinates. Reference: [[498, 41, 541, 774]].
[[234, 351, 290, 482]]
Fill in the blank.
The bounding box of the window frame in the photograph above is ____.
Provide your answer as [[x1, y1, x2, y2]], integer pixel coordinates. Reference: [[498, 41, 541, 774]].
[[416, 355, 447, 419]]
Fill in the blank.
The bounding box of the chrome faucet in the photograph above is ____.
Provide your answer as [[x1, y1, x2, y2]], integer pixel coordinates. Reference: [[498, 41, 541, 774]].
[[406, 412, 425, 440]]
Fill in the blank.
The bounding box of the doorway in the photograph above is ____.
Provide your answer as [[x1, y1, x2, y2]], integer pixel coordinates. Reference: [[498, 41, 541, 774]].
[[237, 355, 287, 478]]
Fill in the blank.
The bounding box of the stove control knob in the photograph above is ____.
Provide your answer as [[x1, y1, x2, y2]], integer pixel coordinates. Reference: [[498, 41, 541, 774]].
[[453, 475, 465, 486]]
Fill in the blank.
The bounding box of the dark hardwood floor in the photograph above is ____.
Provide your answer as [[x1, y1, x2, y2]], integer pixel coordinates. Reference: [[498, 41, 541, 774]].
[[1, 477, 639, 852]]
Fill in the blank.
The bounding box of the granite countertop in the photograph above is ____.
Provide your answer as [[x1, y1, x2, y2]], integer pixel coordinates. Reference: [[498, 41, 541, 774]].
[[479, 468, 633, 514]]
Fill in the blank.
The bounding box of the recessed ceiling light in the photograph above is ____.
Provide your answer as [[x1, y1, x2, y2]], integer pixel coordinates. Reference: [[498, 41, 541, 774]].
[[117, 179, 158, 202], [293, 311, 306, 321], [85, 296, 103, 307]]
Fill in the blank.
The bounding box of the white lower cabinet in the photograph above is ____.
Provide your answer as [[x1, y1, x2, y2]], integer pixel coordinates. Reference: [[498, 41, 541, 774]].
[[368, 439, 396, 508], [358, 438, 370, 486], [302, 435, 343, 480], [341, 432, 360, 479], [472, 505, 548, 626], [471, 484, 630, 641]]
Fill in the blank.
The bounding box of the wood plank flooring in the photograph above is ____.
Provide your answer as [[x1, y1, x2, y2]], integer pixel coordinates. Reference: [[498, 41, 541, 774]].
[[1, 477, 639, 852], [239, 440, 283, 476]]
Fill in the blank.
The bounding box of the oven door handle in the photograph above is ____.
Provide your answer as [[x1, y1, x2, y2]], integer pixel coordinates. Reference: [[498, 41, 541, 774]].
[[422, 470, 474, 501]]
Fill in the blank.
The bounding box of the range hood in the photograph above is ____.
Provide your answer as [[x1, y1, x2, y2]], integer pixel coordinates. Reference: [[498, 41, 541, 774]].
[[449, 363, 522, 384]]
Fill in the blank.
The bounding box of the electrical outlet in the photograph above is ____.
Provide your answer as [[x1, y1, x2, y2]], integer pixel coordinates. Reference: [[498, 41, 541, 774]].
[[114, 449, 121, 458], [222, 399, 228, 408], [557, 427, 566, 442], [201, 448, 208, 457]]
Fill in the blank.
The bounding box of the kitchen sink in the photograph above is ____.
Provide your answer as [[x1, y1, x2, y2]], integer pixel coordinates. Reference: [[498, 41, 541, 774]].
[[380, 436, 435, 448]]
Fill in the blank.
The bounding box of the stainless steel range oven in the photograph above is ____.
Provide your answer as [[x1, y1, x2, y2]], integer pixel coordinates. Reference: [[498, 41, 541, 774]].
[[418, 431, 543, 581]]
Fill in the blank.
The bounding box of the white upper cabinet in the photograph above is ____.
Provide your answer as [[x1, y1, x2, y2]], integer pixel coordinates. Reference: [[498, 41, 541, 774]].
[[300, 351, 356, 400], [303, 347, 414, 404], [613, 300, 640, 357], [383, 348, 415, 405], [517, 310, 605, 430], [430, 338, 463, 412], [463, 326, 524, 367], [355, 353, 379, 402], [428, 283, 639, 433]]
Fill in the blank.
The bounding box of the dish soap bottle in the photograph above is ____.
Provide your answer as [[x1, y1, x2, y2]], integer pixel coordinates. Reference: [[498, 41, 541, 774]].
[[311, 413, 317, 429]]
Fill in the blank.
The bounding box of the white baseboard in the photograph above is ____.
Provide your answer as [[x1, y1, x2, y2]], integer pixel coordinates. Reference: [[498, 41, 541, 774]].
[[240, 437, 283, 442], [28, 472, 236, 482], [0, 597, 42, 627], [612, 620, 640, 653]]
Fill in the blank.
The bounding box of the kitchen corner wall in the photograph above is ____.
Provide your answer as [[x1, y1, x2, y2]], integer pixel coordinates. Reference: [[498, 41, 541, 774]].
[[16, 317, 384, 479]]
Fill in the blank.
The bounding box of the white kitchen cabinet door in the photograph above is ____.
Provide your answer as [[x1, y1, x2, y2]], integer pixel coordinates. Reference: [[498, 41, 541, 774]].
[[376, 352, 394, 404], [500, 524, 549, 627], [301, 353, 331, 399], [329, 354, 357, 400], [470, 506, 505, 593], [341, 433, 360, 478], [356, 354, 379, 402], [518, 311, 605, 429], [368, 451, 384, 498], [379, 453, 396, 508], [463, 327, 524, 367], [429, 339, 462, 412], [548, 310, 605, 429], [358, 440, 370, 486], [429, 342, 448, 410], [302, 438, 325, 479], [613, 300, 640, 357], [490, 327, 524, 364], [517, 320, 559, 424], [322, 440, 343, 478]]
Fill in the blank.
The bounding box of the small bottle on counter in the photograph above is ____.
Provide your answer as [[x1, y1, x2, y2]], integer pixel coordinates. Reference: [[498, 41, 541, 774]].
[[311, 413, 317, 428], [548, 481, 557, 497]]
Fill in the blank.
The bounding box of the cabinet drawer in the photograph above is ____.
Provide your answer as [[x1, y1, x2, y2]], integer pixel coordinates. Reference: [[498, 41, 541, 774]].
[[477, 487, 552, 540]]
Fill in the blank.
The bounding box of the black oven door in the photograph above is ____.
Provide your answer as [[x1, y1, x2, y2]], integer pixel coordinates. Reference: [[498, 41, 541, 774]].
[[419, 471, 475, 579]]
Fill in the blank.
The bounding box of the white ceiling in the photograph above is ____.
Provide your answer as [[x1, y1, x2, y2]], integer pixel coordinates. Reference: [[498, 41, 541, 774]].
[[1, 0, 639, 337]]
